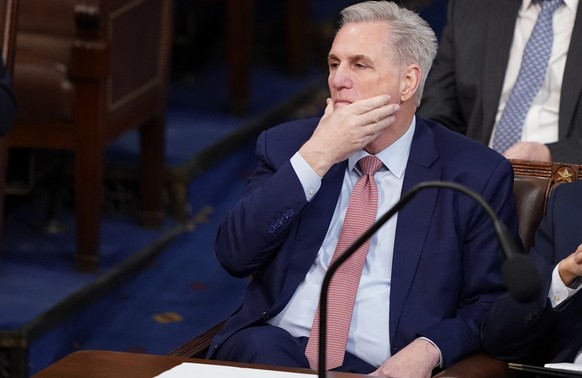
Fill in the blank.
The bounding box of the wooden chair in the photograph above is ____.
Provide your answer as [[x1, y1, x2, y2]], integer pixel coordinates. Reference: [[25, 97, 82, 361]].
[[8, 0, 173, 271], [0, 0, 19, 251], [1, 0, 18, 70], [220, 0, 309, 114], [179, 0, 308, 114], [168, 159, 582, 377]]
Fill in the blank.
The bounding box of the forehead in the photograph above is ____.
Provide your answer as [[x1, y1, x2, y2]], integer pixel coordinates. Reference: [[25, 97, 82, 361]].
[[330, 21, 391, 58]]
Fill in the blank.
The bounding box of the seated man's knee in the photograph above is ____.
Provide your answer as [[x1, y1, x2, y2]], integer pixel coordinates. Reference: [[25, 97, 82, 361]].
[[215, 324, 309, 368]]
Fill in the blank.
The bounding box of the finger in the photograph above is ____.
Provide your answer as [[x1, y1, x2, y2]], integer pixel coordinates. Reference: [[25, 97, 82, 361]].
[[363, 103, 400, 126], [352, 95, 392, 115], [359, 107, 399, 137]]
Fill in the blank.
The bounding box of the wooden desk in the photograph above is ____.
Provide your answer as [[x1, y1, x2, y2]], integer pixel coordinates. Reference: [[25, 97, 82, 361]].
[[32, 350, 366, 378]]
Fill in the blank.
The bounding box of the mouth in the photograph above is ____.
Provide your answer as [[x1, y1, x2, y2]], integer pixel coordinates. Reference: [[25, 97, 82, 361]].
[[334, 100, 352, 108]]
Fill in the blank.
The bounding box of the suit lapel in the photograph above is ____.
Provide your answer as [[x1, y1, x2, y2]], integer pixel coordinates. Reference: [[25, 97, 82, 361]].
[[482, 0, 522, 131], [278, 162, 347, 304], [389, 119, 441, 339], [559, 1, 582, 138]]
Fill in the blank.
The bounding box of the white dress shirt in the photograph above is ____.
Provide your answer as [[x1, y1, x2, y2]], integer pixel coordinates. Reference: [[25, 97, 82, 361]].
[[490, 0, 578, 146], [268, 119, 416, 367]]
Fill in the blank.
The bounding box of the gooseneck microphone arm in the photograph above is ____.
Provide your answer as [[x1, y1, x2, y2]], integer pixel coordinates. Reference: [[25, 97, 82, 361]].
[[316, 180, 541, 377]]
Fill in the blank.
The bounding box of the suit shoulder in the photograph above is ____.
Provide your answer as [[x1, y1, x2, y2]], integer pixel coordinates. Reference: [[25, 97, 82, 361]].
[[257, 117, 319, 160], [264, 117, 319, 138], [420, 118, 513, 180], [427, 118, 504, 158], [552, 179, 582, 198]]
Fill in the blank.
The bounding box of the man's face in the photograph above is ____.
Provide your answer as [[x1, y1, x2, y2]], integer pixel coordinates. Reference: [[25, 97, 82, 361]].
[[327, 21, 401, 110]]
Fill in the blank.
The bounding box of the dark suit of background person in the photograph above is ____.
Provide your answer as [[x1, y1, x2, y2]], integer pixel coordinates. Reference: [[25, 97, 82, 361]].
[[482, 180, 582, 366], [0, 57, 16, 136], [418, 0, 582, 164], [207, 1, 520, 376]]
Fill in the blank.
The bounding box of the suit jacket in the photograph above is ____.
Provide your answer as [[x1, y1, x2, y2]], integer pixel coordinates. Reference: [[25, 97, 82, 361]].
[[209, 115, 520, 368], [0, 58, 16, 136], [482, 180, 582, 364], [418, 0, 582, 164]]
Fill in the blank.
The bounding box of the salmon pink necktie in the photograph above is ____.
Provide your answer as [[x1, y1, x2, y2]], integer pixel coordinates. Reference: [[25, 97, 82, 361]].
[[305, 155, 383, 370]]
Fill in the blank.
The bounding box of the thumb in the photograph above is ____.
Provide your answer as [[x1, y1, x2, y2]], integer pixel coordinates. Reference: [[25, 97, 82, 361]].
[[322, 98, 334, 118]]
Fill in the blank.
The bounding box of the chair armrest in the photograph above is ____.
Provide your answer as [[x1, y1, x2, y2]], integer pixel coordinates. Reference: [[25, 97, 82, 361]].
[[433, 353, 514, 378], [168, 321, 226, 359]]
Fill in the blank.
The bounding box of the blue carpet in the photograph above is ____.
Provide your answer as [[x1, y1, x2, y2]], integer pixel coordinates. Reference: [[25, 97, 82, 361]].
[[0, 211, 175, 330], [25, 143, 256, 375]]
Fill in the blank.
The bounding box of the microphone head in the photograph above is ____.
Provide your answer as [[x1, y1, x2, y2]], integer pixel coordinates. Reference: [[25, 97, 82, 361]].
[[501, 254, 542, 303]]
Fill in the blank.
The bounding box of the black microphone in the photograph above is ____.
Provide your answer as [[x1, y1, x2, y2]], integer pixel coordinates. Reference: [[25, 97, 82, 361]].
[[316, 180, 541, 377]]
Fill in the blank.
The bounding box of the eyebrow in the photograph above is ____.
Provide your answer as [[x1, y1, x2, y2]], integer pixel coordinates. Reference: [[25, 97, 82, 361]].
[[328, 53, 372, 63]]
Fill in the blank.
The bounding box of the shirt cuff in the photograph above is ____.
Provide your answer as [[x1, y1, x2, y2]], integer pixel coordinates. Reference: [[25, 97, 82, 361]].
[[290, 151, 321, 201], [417, 337, 443, 369], [549, 262, 582, 308]]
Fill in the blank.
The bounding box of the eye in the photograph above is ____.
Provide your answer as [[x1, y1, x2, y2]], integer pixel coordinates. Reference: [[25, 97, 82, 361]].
[[329, 61, 339, 70]]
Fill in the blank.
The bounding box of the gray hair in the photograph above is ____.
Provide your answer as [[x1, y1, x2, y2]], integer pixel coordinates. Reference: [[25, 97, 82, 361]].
[[338, 1, 437, 106]]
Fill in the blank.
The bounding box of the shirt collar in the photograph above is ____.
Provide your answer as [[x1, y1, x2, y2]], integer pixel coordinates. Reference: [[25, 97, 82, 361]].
[[348, 116, 416, 179], [522, 0, 577, 11]]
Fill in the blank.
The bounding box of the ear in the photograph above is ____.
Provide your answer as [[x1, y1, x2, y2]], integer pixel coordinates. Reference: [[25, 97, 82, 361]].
[[400, 64, 421, 102]]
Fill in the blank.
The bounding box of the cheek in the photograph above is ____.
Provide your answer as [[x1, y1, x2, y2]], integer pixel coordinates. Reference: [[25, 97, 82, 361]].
[[365, 81, 395, 99], [379, 78, 402, 99]]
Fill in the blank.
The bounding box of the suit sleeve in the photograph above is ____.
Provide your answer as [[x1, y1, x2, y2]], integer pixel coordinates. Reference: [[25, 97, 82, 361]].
[[547, 138, 582, 166], [214, 129, 309, 278], [481, 185, 562, 361]]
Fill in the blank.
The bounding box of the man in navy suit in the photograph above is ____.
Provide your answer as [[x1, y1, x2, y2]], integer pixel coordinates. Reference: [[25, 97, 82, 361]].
[[419, 0, 582, 164], [483, 180, 582, 366], [209, 1, 520, 376], [0, 57, 16, 136]]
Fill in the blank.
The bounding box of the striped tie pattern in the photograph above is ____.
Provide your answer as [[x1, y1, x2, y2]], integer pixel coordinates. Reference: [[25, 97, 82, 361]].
[[492, 0, 563, 154], [305, 155, 383, 371]]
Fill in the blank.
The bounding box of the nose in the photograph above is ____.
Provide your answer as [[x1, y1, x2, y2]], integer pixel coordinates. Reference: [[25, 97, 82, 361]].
[[329, 64, 352, 90]]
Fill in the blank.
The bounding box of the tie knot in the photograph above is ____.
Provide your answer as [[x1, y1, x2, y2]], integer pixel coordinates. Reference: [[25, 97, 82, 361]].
[[539, 0, 563, 12], [358, 155, 383, 176]]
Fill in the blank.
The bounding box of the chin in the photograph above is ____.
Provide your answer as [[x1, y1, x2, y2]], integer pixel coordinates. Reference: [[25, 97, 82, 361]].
[[334, 101, 351, 109]]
